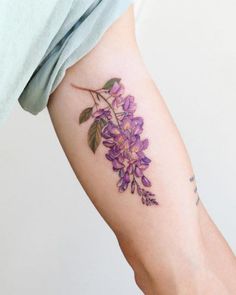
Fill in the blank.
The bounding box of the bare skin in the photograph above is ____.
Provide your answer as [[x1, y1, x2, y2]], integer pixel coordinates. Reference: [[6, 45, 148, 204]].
[[47, 6, 236, 295]]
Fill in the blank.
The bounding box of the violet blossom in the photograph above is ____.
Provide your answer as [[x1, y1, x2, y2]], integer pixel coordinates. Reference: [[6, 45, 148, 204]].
[[75, 78, 158, 206]]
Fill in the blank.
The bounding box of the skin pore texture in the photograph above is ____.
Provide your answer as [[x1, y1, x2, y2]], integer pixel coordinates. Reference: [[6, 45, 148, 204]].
[[47, 6, 236, 295]]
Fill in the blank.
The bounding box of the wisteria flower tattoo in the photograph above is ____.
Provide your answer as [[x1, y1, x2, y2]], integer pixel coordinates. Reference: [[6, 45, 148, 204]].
[[72, 78, 158, 206]]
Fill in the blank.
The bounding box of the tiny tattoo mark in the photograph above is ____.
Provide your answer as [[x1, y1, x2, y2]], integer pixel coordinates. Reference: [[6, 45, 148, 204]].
[[189, 175, 200, 205], [189, 175, 195, 182], [72, 78, 158, 206]]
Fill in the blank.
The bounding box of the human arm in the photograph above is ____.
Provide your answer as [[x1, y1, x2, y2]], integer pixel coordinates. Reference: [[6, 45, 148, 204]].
[[47, 6, 236, 294]]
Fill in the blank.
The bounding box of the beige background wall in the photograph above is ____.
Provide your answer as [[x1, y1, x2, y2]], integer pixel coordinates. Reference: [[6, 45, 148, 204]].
[[0, 0, 235, 294]]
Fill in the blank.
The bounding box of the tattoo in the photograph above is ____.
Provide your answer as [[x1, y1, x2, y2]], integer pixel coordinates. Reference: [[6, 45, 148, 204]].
[[72, 78, 158, 206], [189, 175, 200, 205]]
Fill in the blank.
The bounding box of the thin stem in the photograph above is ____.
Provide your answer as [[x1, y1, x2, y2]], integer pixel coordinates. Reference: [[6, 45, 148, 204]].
[[71, 83, 120, 127], [71, 84, 96, 93], [89, 91, 98, 109], [97, 93, 120, 127], [116, 112, 126, 115]]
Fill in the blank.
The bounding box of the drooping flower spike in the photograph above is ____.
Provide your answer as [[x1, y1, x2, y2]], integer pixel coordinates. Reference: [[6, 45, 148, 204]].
[[72, 78, 158, 206]]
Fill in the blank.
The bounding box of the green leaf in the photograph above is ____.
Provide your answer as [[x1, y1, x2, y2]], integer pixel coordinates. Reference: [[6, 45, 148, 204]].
[[100, 118, 108, 128], [103, 78, 121, 90], [79, 107, 93, 124], [88, 119, 105, 153]]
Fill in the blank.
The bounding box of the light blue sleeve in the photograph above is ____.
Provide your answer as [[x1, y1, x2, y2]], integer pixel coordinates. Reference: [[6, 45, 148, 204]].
[[18, 0, 135, 116]]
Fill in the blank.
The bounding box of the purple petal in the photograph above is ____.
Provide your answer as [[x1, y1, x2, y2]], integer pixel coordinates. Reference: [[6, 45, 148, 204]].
[[130, 141, 142, 153], [141, 175, 152, 187], [105, 154, 113, 161], [133, 126, 143, 135], [103, 141, 114, 148], [121, 117, 132, 131], [119, 180, 128, 192], [110, 82, 120, 94], [119, 168, 125, 178], [117, 154, 125, 164], [129, 103, 136, 113], [110, 82, 124, 97], [102, 126, 111, 139], [138, 163, 149, 171], [124, 172, 130, 183], [113, 159, 124, 170], [142, 139, 149, 150], [110, 126, 121, 136], [123, 96, 136, 113], [127, 164, 133, 174], [133, 117, 143, 126], [109, 146, 121, 159], [123, 97, 130, 111], [135, 166, 143, 177], [93, 109, 104, 118], [141, 156, 151, 164], [112, 99, 116, 108], [131, 180, 135, 194]]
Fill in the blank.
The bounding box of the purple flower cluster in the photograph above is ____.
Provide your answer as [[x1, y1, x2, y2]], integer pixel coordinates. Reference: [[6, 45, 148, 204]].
[[100, 81, 158, 206], [74, 78, 158, 206], [93, 108, 112, 120]]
